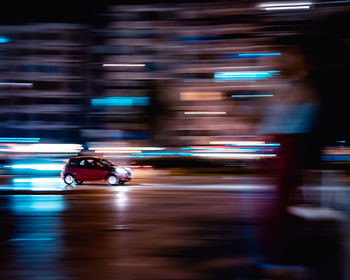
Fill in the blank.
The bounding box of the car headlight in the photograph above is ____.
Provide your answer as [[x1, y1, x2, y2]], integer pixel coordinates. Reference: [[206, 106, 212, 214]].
[[115, 167, 127, 175]]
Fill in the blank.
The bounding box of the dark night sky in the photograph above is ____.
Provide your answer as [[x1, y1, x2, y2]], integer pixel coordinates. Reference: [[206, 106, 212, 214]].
[[0, 0, 205, 24], [0, 2, 111, 25], [0, 0, 185, 25]]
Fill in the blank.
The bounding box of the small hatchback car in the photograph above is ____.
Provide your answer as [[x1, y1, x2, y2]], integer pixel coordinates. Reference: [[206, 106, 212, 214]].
[[61, 156, 131, 185]]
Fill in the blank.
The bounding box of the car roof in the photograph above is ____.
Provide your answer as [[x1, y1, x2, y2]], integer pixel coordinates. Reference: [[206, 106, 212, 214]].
[[69, 156, 102, 160]]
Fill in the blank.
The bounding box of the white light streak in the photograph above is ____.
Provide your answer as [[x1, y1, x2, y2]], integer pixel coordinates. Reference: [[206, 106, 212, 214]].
[[184, 112, 226, 115], [93, 150, 142, 154], [9, 144, 82, 153], [258, 1, 312, 10], [90, 147, 165, 151], [192, 153, 276, 159], [11, 164, 64, 171], [102, 64, 146, 67], [194, 148, 259, 153], [265, 5, 310, 10], [13, 178, 63, 183], [259, 1, 312, 7], [210, 141, 266, 145]]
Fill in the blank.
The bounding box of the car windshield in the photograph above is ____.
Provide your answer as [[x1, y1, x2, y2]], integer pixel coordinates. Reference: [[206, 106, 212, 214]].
[[100, 159, 115, 166]]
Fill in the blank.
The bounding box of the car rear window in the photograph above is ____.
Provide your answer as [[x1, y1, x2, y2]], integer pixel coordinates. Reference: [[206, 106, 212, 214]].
[[69, 159, 79, 167]]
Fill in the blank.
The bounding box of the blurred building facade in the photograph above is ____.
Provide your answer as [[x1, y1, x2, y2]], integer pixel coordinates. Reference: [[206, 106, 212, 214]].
[[91, 1, 349, 147], [0, 23, 88, 142], [0, 1, 349, 147], [89, 2, 288, 147]]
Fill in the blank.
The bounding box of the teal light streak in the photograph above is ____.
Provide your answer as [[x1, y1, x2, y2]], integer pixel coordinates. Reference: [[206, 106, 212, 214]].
[[231, 94, 274, 98], [214, 71, 279, 80], [237, 53, 281, 57], [0, 137, 40, 143], [91, 97, 150, 107]]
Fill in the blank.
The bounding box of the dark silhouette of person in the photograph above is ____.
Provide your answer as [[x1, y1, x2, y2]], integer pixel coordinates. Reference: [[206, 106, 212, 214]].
[[259, 41, 321, 216]]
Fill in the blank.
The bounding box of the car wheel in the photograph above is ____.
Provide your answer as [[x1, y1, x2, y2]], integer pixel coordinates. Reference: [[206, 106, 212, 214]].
[[64, 174, 74, 185], [76, 181, 83, 185], [106, 175, 119, 185]]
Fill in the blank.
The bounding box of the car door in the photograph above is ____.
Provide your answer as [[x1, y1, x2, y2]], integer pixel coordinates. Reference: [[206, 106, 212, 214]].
[[74, 159, 90, 181], [85, 158, 107, 181]]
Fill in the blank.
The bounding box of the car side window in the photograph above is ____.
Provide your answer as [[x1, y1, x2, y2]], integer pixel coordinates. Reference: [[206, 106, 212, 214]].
[[96, 161, 104, 168], [86, 159, 99, 169], [69, 159, 78, 167], [79, 159, 86, 167]]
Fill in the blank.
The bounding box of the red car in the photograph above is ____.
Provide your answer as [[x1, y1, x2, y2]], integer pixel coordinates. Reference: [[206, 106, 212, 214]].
[[61, 156, 131, 185]]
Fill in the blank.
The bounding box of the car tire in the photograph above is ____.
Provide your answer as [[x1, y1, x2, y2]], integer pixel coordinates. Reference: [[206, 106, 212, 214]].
[[64, 174, 74, 185], [76, 181, 83, 185], [106, 175, 119, 185]]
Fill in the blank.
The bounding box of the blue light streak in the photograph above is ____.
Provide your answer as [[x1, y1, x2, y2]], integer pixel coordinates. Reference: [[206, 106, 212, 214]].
[[231, 94, 274, 98], [322, 155, 350, 162], [0, 36, 10, 43], [91, 97, 150, 107], [177, 35, 221, 42], [132, 151, 192, 157], [214, 71, 279, 80], [237, 53, 281, 57], [222, 53, 281, 59], [10, 238, 54, 241], [0, 137, 40, 143], [0, 82, 33, 86]]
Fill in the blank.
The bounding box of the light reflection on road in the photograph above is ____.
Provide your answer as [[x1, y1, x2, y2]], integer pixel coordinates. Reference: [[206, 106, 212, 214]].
[[114, 186, 129, 210], [1, 177, 277, 193], [5, 195, 67, 279], [10, 177, 66, 191], [11, 195, 66, 213]]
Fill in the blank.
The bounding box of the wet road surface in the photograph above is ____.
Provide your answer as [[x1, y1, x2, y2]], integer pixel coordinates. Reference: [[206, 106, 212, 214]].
[[0, 180, 348, 279]]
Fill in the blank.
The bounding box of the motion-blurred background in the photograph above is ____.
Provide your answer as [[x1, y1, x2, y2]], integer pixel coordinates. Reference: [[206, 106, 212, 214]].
[[0, 0, 349, 177], [1, 2, 350, 280]]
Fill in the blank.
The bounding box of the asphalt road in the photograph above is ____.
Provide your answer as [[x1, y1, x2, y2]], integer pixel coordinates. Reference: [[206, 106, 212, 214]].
[[0, 179, 348, 280]]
